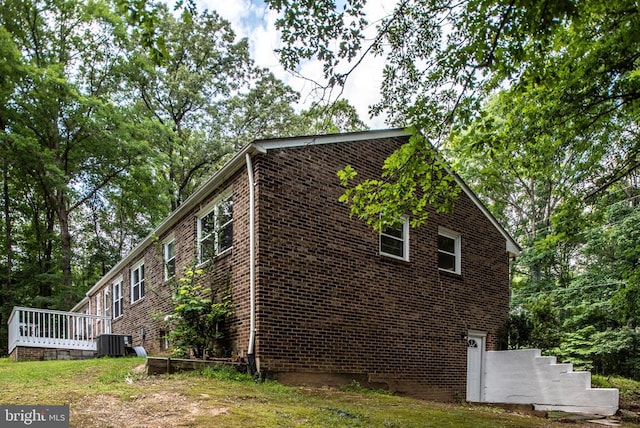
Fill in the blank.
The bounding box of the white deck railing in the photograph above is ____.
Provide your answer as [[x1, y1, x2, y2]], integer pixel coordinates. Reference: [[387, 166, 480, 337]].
[[8, 306, 111, 354]]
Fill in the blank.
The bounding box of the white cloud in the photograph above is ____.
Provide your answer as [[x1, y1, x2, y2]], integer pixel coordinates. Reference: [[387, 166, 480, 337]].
[[194, 0, 396, 129]]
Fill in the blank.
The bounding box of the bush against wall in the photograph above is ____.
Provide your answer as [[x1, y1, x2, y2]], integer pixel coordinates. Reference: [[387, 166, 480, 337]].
[[163, 268, 232, 359]]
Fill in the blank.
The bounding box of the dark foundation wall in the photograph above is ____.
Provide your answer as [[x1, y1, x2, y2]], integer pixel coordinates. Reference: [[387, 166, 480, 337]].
[[9, 346, 96, 361], [254, 137, 510, 400]]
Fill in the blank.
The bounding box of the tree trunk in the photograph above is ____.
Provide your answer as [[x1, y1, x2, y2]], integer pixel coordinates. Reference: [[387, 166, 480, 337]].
[[38, 207, 56, 303], [3, 160, 11, 288], [57, 189, 73, 304], [1, 114, 11, 291]]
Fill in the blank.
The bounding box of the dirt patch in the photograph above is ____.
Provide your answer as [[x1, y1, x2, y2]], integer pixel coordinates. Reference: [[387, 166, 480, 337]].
[[72, 392, 229, 427]]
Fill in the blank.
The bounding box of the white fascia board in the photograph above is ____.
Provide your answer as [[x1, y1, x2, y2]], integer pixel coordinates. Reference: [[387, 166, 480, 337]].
[[252, 128, 409, 151], [449, 172, 521, 257], [71, 296, 88, 312], [75, 144, 261, 308]]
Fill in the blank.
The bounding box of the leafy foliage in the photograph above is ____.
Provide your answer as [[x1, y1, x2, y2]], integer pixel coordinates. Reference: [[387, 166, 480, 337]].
[[338, 130, 459, 231], [164, 267, 232, 359], [0, 0, 369, 355], [266, 0, 640, 232], [0, 0, 154, 309]]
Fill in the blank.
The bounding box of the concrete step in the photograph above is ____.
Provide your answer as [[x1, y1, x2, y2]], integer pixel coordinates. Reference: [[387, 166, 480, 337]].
[[484, 349, 619, 416]]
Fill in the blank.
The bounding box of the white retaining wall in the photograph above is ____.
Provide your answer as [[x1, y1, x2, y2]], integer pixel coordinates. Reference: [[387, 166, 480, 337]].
[[483, 349, 619, 416]]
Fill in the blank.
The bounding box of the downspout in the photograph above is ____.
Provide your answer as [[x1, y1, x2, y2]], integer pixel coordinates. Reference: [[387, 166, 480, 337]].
[[245, 153, 257, 375]]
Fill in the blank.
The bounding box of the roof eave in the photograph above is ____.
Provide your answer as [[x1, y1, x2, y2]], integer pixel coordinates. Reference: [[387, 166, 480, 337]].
[[73, 128, 519, 310], [73, 144, 261, 307], [449, 173, 521, 258], [252, 128, 409, 151]]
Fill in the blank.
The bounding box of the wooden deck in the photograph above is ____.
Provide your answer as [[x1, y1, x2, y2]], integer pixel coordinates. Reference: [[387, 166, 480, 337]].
[[8, 306, 111, 359]]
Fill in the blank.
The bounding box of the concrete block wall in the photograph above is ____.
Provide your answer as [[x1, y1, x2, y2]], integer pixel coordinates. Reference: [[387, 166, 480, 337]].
[[9, 346, 96, 361], [484, 349, 619, 415]]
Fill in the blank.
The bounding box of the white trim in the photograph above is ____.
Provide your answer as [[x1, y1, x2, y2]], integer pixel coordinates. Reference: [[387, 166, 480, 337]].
[[438, 227, 461, 274], [253, 128, 408, 151], [196, 188, 233, 219], [103, 287, 111, 319], [196, 189, 233, 264], [130, 260, 145, 304], [380, 216, 410, 261], [163, 234, 176, 281], [112, 277, 123, 320], [467, 329, 487, 338], [96, 290, 102, 317]]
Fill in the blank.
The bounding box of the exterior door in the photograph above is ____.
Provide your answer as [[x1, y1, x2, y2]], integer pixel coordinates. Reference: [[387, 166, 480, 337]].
[[466, 332, 485, 402]]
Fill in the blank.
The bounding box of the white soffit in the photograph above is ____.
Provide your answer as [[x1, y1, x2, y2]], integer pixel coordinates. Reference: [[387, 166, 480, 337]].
[[252, 128, 409, 151]]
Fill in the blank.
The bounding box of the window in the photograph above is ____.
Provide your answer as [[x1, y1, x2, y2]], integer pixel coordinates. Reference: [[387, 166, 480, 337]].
[[113, 278, 123, 319], [103, 288, 111, 319], [130, 262, 145, 303], [163, 237, 176, 281], [438, 228, 461, 274], [379, 217, 409, 261], [96, 293, 102, 316], [197, 193, 233, 263]]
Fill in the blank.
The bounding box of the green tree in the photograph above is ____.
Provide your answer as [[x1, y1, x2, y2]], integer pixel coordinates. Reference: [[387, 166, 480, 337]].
[[220, 76, 368, 149], [579, 184, 640, 327], [265, 0, 640, 221], [297, 100, 367, 135], [125, 6, 252, 210], [0, 27, 22, 348], [216, 72, 302, 149], [1, 0, 153, 305], [446, 89, 603, 320]]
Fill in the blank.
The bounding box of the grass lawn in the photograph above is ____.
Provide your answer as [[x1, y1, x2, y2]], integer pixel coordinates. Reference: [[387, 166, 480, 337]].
[[0, 357, 634, 427]]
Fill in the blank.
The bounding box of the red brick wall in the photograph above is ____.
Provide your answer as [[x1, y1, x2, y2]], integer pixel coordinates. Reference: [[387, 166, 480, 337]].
[[83, 172, 252, 358], [253, 137, 510, 400], [74, 135, 510, 401]]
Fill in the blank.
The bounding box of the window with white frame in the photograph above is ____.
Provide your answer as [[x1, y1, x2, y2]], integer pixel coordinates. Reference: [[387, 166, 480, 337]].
[[438, 227, 461, 274], [163, 237, 176, 281], [379, 217, 410, 261], [197, 192, 233, 263], [112, 278, 123, 319], [96, 293, 102, 317], [104, 288, 111, 319], [130, 261, 145, 303]]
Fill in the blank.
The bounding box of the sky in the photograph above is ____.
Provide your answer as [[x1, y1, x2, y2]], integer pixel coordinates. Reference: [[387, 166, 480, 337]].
[[192, 0, 395, 129]]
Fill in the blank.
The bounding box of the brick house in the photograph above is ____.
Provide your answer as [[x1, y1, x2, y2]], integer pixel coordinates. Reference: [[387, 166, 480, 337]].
[[69, 128, 519, 400]]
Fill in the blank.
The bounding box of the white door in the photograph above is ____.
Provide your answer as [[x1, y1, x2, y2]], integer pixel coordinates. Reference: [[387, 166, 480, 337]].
[[466, 333, 485, 402]]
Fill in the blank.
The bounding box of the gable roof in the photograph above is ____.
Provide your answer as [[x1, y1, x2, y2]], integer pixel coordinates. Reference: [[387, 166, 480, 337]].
[[72, 128, 519, 311], [253, 128, 520, 256]]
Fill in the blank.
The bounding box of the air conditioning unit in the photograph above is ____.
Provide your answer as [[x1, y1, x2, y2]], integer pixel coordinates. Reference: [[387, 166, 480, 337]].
[[96, 334, 133, 357]]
